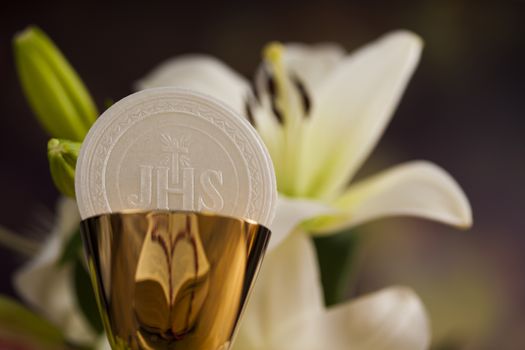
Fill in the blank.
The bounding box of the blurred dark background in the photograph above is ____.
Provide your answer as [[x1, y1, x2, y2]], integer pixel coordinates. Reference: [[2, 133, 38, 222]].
[[1, 0, 524, 348]]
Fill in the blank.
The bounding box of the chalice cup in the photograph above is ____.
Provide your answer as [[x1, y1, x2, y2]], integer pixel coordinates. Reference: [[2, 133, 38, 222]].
[[81, 210, 270, 350]]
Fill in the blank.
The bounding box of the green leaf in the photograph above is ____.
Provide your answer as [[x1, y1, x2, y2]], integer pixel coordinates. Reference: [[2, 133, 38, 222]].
[[313, 228, 360, 306], [57, 228, 82, 267], [0, 295, 65, 346], [73, 259, 104, 334]]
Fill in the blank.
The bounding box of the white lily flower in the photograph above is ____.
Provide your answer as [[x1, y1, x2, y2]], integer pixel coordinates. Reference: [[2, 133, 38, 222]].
[[137, 30, 472, 350], [232, 231, 430, 350], [137, 30, 472, 244], [13, 197, 98, 346]]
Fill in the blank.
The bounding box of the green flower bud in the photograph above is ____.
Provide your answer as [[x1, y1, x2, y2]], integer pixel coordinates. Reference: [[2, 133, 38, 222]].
[[47, 138, 80, 197], [14, 26, 98, 141]]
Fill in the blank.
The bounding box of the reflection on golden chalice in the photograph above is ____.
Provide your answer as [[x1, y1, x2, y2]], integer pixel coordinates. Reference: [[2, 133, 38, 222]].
[[134, 214, 210, 343], [81, 211, 270, 350]]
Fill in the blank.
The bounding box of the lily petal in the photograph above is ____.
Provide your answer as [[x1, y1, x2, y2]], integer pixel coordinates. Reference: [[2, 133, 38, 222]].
[[298, 31, 423, 198], [14, 198, 97, 345], [282, 42, 345, 94], [269, 194, 334, 251], [256, 43, 345, 195], [314, 161, 472, 233], [136, 55, 250, 114], [234, 233, 430, 350], [233, 232, 324, 349], [312, 286, 430, 350]]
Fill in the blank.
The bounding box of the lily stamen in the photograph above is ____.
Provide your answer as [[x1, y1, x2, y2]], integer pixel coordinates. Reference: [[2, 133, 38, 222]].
[[244, 96, 256, 127], [291, 74, 311, 118]]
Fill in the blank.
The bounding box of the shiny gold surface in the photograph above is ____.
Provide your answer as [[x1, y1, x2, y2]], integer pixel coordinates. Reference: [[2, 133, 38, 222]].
[[81, 211, 270, 350]]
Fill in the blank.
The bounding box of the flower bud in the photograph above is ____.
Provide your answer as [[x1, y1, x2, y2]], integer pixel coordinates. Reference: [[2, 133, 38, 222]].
[[14, 26, 97, 141], [47, 138, 80, 197]]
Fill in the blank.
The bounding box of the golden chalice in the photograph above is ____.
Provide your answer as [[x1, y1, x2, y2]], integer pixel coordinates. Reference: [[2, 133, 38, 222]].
[[81, 210, 270, 350]]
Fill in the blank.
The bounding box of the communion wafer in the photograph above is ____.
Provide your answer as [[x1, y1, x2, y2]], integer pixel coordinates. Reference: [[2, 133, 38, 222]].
[[75, 88, 277, 226]]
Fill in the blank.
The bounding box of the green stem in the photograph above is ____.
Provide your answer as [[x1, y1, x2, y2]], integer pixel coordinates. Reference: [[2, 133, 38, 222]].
[[0, 225, 41, 257]]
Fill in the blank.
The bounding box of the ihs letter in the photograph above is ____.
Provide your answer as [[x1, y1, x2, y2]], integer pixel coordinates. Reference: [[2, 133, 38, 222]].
[[198, 170, 224, 211]]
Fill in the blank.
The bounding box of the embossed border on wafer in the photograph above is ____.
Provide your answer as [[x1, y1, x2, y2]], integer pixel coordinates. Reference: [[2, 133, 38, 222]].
[[75, 87, 277, 226]]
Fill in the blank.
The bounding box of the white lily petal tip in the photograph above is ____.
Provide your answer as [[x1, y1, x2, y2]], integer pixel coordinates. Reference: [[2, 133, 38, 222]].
[[381, 30, 424, 68], [388, 285, 431, 341], [381, 285, 431, 348], [417, 160, 473, 229], [458, 210, 473, 230], [338, 285, 431, 350], [384, 29, 424, 49], [387, 285, 425, 309], [332, 160, 472, 232]]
